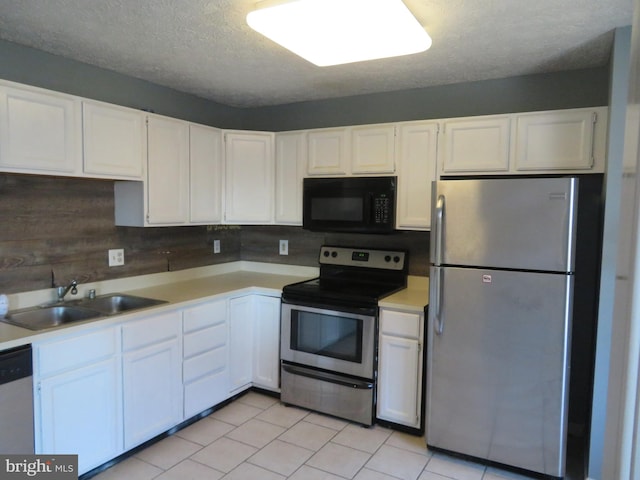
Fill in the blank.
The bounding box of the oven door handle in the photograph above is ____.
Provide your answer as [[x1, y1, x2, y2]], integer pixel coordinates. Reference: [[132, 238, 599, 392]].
[[282, 364, 373, 390]]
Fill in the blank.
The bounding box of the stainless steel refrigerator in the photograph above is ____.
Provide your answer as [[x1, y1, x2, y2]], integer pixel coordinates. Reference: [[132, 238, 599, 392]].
[[427, 177, 578, 478]]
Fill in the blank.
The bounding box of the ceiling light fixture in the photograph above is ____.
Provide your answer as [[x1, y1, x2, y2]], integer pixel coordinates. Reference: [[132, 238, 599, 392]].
[[246, 0, 432, 67]]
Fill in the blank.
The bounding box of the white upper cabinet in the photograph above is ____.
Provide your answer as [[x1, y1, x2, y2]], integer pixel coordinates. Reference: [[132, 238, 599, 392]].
[[514, 108, 600, 171], [307, 127, 349, 175], [146, 114, 190, 224], [190, 124, 223, 224], [0, 82, 82, 175], [351, 124, 396, 174], [396, 121, 438, 230], [82, 100, 145, 179], [275, 131, 306, 225], [439, 107, 607, 175], [224, 130, 275, 224], [115, 118, 223, 227], [441, 115, 512, 173], [306, 124, 396, 175]]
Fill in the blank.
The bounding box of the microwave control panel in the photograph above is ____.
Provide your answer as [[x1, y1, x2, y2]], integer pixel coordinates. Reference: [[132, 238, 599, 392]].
[[319, 246, 406, 270], [373, 195, 392, 224]]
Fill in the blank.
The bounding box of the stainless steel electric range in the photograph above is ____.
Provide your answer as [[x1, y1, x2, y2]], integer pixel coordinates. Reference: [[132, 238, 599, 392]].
[[280, 245, 408, 425]]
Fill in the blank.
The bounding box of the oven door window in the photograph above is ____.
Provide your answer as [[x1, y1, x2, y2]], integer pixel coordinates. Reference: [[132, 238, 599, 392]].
[[290, 310, 363, 363]]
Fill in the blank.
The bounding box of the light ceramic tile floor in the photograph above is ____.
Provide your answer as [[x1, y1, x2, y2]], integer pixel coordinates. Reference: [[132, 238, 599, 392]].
[[89, 392, 581, 480]]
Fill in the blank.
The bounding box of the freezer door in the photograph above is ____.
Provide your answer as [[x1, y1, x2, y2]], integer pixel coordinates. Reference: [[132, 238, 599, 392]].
[[431, 177, 578, 272], [427, 266, 572, 477]]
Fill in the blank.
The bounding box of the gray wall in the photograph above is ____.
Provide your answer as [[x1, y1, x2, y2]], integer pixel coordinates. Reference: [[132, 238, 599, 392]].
[[590, 26, 633, 480], [0, 38, 608, 132], [0, 39, 246, 129], [242, 68, 609, 131]]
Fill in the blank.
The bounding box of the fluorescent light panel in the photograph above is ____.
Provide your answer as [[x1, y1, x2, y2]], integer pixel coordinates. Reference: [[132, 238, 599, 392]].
[[247, 0, 432, 67]]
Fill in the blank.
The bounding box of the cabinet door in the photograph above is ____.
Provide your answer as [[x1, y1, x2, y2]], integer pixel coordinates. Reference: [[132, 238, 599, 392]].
[[252, 296, 280, 391], [275, 131, 306, 225], [122, 311, 182, 449], [441, 116, 511, 173], [147, 115, 189, 224], [83, 101, 145, 179], [307, 128, 349, 175], [396, 122, 438, 230], [0, 83, 81, 175], [229, 296, 254, 393], [123, 339, 182, 449], [377, 334, 420, 428], [190, 124, 223, 223], [224, 131, 274, 223], [39, 358, 122, 475], [351, 124, 396, 174], [515, 109, 597, 171]]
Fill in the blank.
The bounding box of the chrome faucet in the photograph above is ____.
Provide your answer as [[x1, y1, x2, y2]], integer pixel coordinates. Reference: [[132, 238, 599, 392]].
[[57, 280, 78, 302]]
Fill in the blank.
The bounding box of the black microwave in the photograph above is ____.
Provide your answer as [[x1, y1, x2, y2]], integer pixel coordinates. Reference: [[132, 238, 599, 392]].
[[302, 176, 396, 233]]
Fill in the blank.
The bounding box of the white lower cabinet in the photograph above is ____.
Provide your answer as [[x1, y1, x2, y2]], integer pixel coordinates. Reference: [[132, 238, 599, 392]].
[[252, 295, 281, 391], [183, 299, 229, 418], [229, 294, 281, 393], [229, 295, 255, 393], [122, 311, 183, 450], [35, 326, 123, 475], [34, 291, 282, 474], [376, 308, 424, 429]]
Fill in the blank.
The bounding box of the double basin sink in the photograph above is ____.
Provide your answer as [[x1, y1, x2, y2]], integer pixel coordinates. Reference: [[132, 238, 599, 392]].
[[2, 294, 167, 331]]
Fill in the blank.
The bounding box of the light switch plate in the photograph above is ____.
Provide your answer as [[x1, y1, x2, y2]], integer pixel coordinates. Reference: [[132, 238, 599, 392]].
[[214, 239, 221, 254], [279, 239, 288, 255], [0, 294, 8, 318]]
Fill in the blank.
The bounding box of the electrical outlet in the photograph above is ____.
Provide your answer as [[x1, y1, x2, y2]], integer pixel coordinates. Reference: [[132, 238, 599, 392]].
[[108, 248, 125, 267], [279, 239, 288, 255], [214, 239, 221, 254]]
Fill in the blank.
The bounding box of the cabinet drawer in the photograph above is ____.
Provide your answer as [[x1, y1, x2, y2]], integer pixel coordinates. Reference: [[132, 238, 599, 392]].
[[183, 300, 226, 333], [183, 348, 226, 383], [380, 310, 421, 338], [183, 323, 227, 358], [37, 327, 118, 377], [122, 311, 181, 351]]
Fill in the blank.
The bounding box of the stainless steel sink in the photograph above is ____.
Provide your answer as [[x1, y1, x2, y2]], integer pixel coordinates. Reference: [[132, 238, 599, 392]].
[[1, 294, 167, 331], [78, 294, 167, 315], [2, 305, 103, 331]]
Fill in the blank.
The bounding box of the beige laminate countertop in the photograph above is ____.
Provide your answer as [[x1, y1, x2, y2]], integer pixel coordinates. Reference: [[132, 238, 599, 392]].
[[0, 263, 430, 350], [379, 276, 429, 313], [0, 265, 315, 350]]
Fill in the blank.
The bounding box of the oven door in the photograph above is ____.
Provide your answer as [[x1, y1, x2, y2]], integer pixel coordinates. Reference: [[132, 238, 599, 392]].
[[281, 301, 376, 379]]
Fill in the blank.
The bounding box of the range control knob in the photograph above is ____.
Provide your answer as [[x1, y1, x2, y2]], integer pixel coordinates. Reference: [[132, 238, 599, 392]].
[[394, 256, 401, 263], [384, 255, 391, 262], [323, 250, 330, 257], [331, 251, 338, 258]]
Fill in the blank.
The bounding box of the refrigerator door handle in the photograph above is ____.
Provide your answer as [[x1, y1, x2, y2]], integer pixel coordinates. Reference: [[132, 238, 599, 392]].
[[433, 266, 444, 335], [434, 195, 445, 266]]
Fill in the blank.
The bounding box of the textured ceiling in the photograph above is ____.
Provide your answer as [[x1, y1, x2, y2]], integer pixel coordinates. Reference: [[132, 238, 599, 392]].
[[0, 0, 634, 108]]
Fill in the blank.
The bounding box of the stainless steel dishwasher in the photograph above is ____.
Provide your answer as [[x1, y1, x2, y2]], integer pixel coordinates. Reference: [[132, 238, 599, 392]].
[[0, 344, 34, 454]]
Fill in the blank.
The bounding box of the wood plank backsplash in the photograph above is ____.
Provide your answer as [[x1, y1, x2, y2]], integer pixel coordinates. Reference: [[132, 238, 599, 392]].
[[0, 173, 429, 295], [0, 174, 240, 294]]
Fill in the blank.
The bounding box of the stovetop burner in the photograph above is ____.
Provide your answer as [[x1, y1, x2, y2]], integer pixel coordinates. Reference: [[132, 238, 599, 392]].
[[282, 246, 409, 308]]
